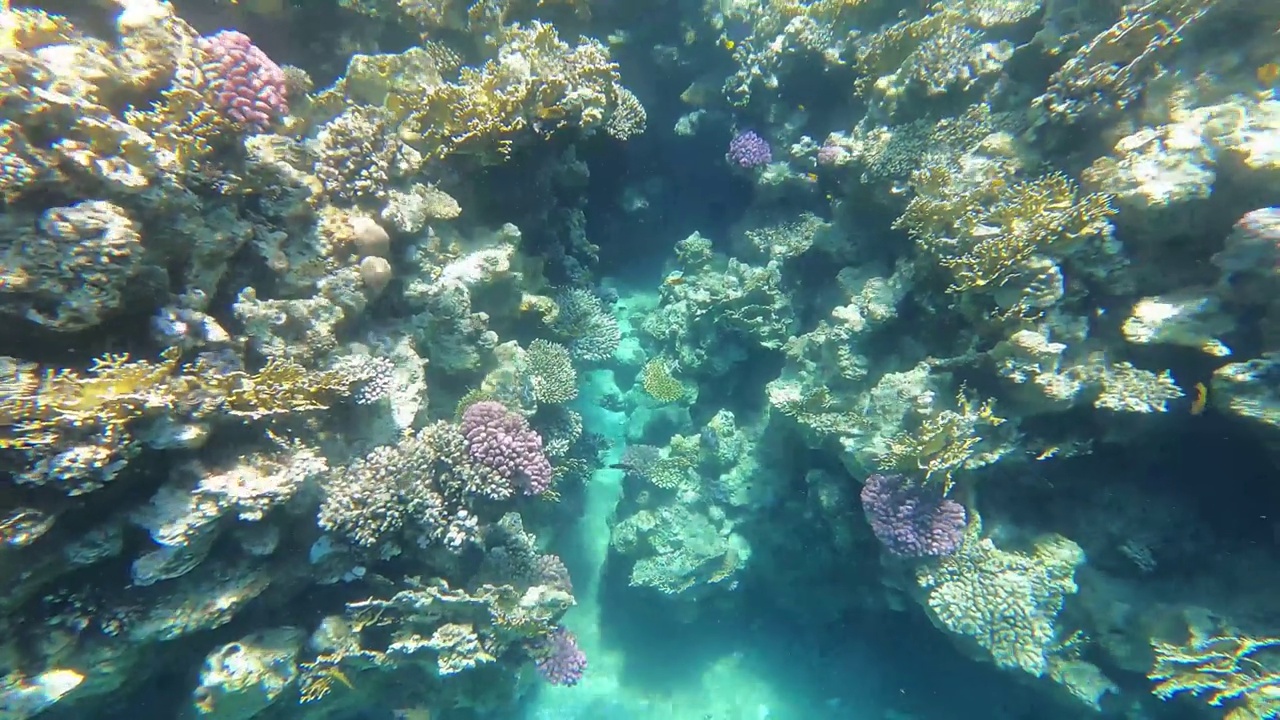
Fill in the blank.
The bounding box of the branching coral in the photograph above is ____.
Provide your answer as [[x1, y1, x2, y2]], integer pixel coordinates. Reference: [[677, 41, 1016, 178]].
[[897, 166, 1115, 296], [1150, 632, 1280, 720], [384, 22, 638, 162], [0, 348, 351, 493], [525, 339, 578, 404], [318, 420, 499, 547], [549, 288, 620, 363], [878, 391, 1004, 494]]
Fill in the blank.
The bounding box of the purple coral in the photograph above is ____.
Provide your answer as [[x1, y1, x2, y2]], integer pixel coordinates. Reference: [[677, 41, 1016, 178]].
[[533, 627, 587, 687], [727, 130, 772, 168], [196, 30, 289, 131], [859, 473, 966, 557], [461, 401, 554, 495]]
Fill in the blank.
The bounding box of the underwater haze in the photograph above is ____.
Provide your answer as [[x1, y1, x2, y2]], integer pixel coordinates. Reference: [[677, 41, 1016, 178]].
[[1, 0, 1279, 719]]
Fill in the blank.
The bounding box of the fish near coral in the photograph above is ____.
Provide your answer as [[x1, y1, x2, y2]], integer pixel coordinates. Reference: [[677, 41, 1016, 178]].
[[1190, 382, 1207, 415], [1259, 62, 1280, 87]]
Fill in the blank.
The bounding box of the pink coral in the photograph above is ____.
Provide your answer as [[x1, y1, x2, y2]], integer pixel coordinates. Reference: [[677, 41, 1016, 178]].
[[860, 473, 966, 557], [460, 401, 554, 495], [533, 627, 586, 686], [196, 30, 289, 131]]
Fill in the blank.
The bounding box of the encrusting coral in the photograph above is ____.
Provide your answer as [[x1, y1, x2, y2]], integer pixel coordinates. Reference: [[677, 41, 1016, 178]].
[[916, 516, 1084, 679]]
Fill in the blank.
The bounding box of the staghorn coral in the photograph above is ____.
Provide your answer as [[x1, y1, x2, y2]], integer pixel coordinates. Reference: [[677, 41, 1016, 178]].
[[1150, 631, 1280, 720], [916, 519, 1085, 677]]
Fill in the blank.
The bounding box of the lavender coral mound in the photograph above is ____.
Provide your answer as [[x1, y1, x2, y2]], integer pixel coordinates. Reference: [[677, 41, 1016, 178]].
[[860, 473, 966, 557], [461, 401, 554, 495], [196, 30, 289, 131], [533, 627, 587, 687], [727, 130, 772, 168]]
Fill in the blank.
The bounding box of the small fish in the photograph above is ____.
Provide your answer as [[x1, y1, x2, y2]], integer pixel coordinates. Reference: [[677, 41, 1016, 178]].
[[722, 38, 735, 50], [805, 172, 818, 182], [664, 272, 686, 286], [1258, 62, 1280, 86], [1190, 381, 1208, 415]]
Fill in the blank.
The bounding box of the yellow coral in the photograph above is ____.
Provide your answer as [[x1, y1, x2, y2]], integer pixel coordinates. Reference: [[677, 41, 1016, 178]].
[[1151, 632, 1280, 720], [879, 391, 1003, 494], [640, 358, 685, 404], [898, 168, 1115, 294], [386, 22, 622, 161], [917, 517, 1084, 677], [0, 349, 352, 456]]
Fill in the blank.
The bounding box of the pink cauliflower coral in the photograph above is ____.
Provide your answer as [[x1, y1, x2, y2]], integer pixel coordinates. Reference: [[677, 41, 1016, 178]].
[[196, 30, 289, 131], [460, 401, 554, 496]]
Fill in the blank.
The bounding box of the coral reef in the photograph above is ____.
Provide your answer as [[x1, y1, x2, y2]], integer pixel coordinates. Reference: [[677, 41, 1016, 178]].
[[5, 0, 1280, 718]]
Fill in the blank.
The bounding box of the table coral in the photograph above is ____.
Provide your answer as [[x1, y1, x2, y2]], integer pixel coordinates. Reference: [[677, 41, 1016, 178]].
[[1034, 0, 1254, 128], [0, 201, 146, 332]]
